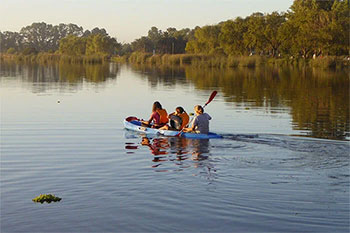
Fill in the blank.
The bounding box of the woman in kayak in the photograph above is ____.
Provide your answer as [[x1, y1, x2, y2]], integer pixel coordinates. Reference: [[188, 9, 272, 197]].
[[160, 106, 189, 131], [183, 105, 211, 134], [141, 101, 168, 128]]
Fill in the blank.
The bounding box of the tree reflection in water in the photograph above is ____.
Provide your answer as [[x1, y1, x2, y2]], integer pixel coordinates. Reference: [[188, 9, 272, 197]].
[[0, 60, 120, 93], [131, 64, 349, 140]]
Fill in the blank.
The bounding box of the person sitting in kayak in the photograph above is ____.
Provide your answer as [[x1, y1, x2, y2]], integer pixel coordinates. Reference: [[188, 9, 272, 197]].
[[160, 106, 189, 131], [183, 105, 211, 134], [141, 101, 168, 128]]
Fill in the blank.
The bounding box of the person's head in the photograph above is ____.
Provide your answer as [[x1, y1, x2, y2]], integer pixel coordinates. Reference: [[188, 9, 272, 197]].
[[152, 101, 162, 112], [175, 106, 185, 114], [194, 105, 204, 115]]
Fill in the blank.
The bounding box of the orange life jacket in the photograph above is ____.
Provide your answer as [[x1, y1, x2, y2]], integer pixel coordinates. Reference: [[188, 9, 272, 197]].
[[156, 109, 168, 124], [179, 112, 189, 129]]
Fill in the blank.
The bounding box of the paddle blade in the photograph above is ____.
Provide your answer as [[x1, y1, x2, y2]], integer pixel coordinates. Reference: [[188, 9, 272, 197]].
[[204, 91, 217, 107]]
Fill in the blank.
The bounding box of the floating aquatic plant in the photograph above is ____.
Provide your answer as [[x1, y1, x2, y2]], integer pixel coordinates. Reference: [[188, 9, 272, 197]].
[[32, 194, 62, 203]]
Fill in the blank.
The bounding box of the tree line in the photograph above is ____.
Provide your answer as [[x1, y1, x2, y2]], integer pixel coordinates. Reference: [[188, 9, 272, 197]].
[[129, 0, 348, 58], [0, 0, 348, 58], [186, 0, 348, 57], [0, 22, 120, 56]]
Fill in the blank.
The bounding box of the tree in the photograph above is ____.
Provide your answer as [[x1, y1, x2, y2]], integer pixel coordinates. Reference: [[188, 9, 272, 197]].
[[185, 25, 221, 54], [86, 34, 118, 55], [0, 31, 24, 52], [243, 12, 266, 55], [117, 43, 132, 56], [264, 12, 286, 56], [326, 0, 349, 55], [20, 22, 56, 52], [131, 36, 153, 53], [84, 27, 109, 37], [219, 17, 248, 55], [59, 35, 86, 56], [148, 26, 162, 53]]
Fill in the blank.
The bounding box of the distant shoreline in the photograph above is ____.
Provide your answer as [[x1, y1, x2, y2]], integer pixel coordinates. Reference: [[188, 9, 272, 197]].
[[1, 52, 349, 69], [0, 53, 109, 64]]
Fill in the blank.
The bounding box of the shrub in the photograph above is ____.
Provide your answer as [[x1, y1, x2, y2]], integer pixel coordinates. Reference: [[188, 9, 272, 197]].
[[6, 48, 16, 54], [22, 47, 37, 55]]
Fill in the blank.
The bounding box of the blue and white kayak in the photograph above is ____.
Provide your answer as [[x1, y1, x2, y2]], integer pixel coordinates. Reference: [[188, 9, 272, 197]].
[[124, 116, 222, 139]]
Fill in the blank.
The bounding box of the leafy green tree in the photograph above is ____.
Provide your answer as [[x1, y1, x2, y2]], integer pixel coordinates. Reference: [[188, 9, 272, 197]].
[[1, 22, 116, 54], [264, 12, 286, 56], [129, 27, 190, 54], [83, 27, 109, 37], [59, 35, 86, 56], [0, 31, 24, 52], [117, 43, 132, 56], [85, 34, 118, 55], [131, 36, 153, 53], [22, 47, 38, 55], [186, 25, 221, 54], [6, 47, 16, 54], [20, 22, 56, 52], [55, 23, 84, 38], [219, 17, 248, 55], [281, 0, 348, 57], [148, 26, 162, 53], [243, 13, 266, 55], [326, 0, 349, 55]]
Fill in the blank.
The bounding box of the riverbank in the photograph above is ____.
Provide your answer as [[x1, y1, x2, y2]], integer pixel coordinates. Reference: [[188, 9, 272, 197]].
[[1, 52, 349, 69], [0, 53, 109, 64], [113, 52, 349, 69]]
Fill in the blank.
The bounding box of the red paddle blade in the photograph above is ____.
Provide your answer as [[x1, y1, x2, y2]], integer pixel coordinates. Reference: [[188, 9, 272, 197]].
[[204, 91, 217, 106]]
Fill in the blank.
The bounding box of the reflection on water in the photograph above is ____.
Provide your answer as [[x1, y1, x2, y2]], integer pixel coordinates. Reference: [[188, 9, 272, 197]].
[[1, 61, 348, 140], [0, 60, 119, 92], [131, 64, 350, 140], [129, 63, 187, 87], [1, 61, 349, 232], [125, 134, 212, 172]]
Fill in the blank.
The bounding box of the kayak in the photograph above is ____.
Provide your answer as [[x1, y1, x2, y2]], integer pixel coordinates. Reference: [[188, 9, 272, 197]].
[[124, 116, 222, 139]]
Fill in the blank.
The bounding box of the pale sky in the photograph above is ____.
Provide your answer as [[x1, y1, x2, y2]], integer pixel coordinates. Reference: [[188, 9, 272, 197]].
[[0, 0, 293, 43]]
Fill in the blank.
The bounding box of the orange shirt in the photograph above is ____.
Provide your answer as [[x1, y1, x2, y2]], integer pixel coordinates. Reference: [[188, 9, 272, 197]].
[[179, 112, 189, 129], [156, 109, 169, 124]]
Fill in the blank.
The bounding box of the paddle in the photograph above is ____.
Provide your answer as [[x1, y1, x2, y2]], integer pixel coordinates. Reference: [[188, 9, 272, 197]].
[[203, 90, 217, 108], [176, 90, 217, 137]]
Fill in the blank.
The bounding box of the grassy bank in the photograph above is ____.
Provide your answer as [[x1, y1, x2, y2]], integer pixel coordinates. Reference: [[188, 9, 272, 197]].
[[113, 52, 349, 69], [0, 53, 109, 64], [2, 52, 348, 69]]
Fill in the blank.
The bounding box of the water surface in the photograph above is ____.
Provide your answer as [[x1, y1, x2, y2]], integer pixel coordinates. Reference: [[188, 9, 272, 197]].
[[1, 62, 349, 232]]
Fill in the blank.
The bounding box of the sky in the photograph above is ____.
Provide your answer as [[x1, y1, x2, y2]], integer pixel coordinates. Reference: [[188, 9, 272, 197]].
[[0, 0, 294, 43]]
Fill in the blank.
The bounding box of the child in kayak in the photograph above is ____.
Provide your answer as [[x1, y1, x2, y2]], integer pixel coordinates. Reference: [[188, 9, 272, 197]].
[[141, 101, 168, 128], [160, 106, 189, 131], [183, 105, 211, 134]]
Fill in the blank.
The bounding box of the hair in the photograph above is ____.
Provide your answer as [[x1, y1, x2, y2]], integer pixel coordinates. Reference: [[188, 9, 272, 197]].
[[176, 106, 185, 114], [194, 105, 204, 114], [152, 101, 162, 112]]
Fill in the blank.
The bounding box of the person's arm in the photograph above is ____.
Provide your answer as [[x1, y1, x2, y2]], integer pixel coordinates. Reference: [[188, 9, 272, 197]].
[[189, 124, 196, 131], [183, 117, 197, 132], [142, 113, 155, 125], [147, 113, 154, 123]]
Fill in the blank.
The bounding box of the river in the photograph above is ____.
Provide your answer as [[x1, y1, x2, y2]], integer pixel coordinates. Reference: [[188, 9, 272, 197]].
[[1, 61, 349, 232]]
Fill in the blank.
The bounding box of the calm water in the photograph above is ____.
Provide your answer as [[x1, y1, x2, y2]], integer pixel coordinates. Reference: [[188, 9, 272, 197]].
[[1, 62, 349, 232]]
